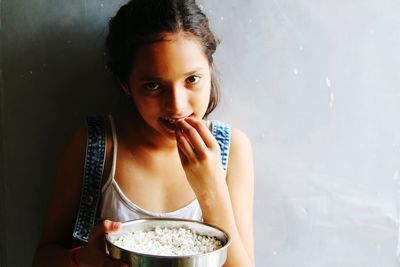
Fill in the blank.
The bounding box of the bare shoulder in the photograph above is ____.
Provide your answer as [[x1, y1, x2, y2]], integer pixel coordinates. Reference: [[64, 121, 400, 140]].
[[226, 126, 254, 185], [230, 127, 252, 150], [228, 127, 253, 166]]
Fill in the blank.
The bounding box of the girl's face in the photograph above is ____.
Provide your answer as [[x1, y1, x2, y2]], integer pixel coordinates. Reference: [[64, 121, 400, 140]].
[[123, 32, 212, 139]]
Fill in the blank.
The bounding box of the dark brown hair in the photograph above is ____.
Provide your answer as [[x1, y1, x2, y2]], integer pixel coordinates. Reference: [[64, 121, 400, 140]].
[[105, 0, 220, 117]]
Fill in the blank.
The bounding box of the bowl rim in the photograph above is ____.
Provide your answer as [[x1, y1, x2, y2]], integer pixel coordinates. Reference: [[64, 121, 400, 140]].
[[105, 218, 232, 259]]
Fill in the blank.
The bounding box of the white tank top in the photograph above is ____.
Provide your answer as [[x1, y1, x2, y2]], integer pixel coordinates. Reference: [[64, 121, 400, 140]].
[[100, 116, 204, 222]]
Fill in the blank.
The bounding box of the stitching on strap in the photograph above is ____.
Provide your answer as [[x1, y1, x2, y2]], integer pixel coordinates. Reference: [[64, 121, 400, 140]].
[[72, 116, 106, 244]]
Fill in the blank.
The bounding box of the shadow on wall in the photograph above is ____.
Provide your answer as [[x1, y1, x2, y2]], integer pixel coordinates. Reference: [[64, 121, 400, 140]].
[[4, 2, 131, 173], [2, 1, 129, 265]]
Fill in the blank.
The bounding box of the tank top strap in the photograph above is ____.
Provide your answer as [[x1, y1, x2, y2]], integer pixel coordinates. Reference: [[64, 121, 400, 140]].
[[210, 120, 231, 172], [109, 115, 118, 180]]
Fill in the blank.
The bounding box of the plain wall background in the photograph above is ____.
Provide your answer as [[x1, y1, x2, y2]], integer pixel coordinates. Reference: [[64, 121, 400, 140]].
[[1, 0, 400, 266]]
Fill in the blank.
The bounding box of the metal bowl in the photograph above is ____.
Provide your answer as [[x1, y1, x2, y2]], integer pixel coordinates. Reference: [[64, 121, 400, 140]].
[[106, 218, 231, 267]]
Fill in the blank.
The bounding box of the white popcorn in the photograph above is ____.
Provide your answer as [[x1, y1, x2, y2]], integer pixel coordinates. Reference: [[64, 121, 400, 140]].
[[113, 226, 223, 256]]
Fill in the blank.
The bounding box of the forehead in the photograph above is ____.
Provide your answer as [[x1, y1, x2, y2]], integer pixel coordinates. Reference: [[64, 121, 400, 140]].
[[131, 33, 210, 78]]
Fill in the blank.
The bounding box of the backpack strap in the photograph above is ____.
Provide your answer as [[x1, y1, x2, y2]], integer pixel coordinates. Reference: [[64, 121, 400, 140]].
[[210, 120, 231, 172], [72, 116, 106, 245]]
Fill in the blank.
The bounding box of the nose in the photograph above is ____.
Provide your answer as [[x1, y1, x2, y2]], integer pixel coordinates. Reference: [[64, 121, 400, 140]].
[[165, 85, 188, 113]]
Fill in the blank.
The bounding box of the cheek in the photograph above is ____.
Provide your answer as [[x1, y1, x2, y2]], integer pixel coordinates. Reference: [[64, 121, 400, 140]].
[[140, 100, 158, 113], [202, 77, 212, 103], [194, 82, 212, 110], [131, 94, 158, 117]]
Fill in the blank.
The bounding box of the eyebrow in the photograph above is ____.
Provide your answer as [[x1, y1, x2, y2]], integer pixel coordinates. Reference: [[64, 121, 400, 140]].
[[138, 67, 206, 81], [183, 67, 205, 76]]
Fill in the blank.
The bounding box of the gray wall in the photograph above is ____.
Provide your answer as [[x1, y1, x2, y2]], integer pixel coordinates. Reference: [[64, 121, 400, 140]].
[[1, 0, 399, 266]]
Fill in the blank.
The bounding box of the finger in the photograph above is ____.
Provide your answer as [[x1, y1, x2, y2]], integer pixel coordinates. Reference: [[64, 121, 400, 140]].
[[91, 220, 121, 238], [183, 117, 218, 149], [176, 119, 209, 155], [176, 145, 189, 166], [102, 220, 122, 233], [89, 220, 121, 248], [175, 129, 196, 161], [175, 130, 189, 164]]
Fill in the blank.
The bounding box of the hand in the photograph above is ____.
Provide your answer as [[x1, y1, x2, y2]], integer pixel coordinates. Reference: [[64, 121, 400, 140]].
[[75, 220, 129, 267], [175, 117, 226, 196]]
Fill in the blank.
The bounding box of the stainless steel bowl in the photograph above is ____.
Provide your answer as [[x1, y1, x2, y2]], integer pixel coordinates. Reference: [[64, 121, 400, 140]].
[[106, 218, 231, 267]]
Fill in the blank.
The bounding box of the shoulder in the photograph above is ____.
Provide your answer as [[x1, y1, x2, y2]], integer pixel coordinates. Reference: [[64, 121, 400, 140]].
[[63, 124, 87, 166], [230, 127, 252, 152], [228, 126, 253, 173]]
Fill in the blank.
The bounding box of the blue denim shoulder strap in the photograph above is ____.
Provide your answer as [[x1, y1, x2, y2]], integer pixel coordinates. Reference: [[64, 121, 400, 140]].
[[72, 116, 106, 245], [210, 120, 231, 172]]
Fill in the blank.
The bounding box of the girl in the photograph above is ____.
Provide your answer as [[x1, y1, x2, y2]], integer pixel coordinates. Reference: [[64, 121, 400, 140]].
[[33, 0, 254, 266]]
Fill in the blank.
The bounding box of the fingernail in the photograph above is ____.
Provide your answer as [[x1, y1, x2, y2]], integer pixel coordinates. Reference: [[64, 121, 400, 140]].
[[112, 222, 120, 230]]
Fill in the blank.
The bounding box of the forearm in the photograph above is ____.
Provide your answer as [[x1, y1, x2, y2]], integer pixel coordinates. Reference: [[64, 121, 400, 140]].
[[32, 244, 73, 267], [199, 184, 254, 267]]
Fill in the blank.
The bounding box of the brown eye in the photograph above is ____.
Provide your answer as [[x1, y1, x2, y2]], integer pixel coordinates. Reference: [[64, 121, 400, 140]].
[[186, 75, 201, 84], [145, 82, 160, 91]]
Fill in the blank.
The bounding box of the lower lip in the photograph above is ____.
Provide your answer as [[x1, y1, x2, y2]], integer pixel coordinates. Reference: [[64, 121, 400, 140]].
[[159, 118, 178, 134]]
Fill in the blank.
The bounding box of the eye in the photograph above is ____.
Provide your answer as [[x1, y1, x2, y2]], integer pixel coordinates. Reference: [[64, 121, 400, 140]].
[[144, 82, 160, 91], [186, 75, 201, 85]]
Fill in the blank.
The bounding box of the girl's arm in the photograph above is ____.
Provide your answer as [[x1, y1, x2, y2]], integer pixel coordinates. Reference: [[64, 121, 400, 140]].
[[32, 125, 127, 267], [201, 128, 255, 267], [175, 118, 255, 267], [33, 125, 87, 266]]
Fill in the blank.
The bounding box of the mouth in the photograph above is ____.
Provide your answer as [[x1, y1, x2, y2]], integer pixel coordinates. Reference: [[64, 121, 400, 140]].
[[159, 114, 192, 132]]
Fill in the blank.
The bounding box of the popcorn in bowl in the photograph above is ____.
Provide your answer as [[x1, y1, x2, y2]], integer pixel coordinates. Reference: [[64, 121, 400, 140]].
[[113, 226, 223, 256]]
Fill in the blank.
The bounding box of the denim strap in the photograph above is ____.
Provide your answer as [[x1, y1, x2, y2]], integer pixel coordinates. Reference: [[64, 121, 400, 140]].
[[211, 120, 231, 172], [72, 116, 106, 244]]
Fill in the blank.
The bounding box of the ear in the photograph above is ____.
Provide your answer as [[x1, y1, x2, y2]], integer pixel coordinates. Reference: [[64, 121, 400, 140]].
[[119, 79, 131, 96]]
